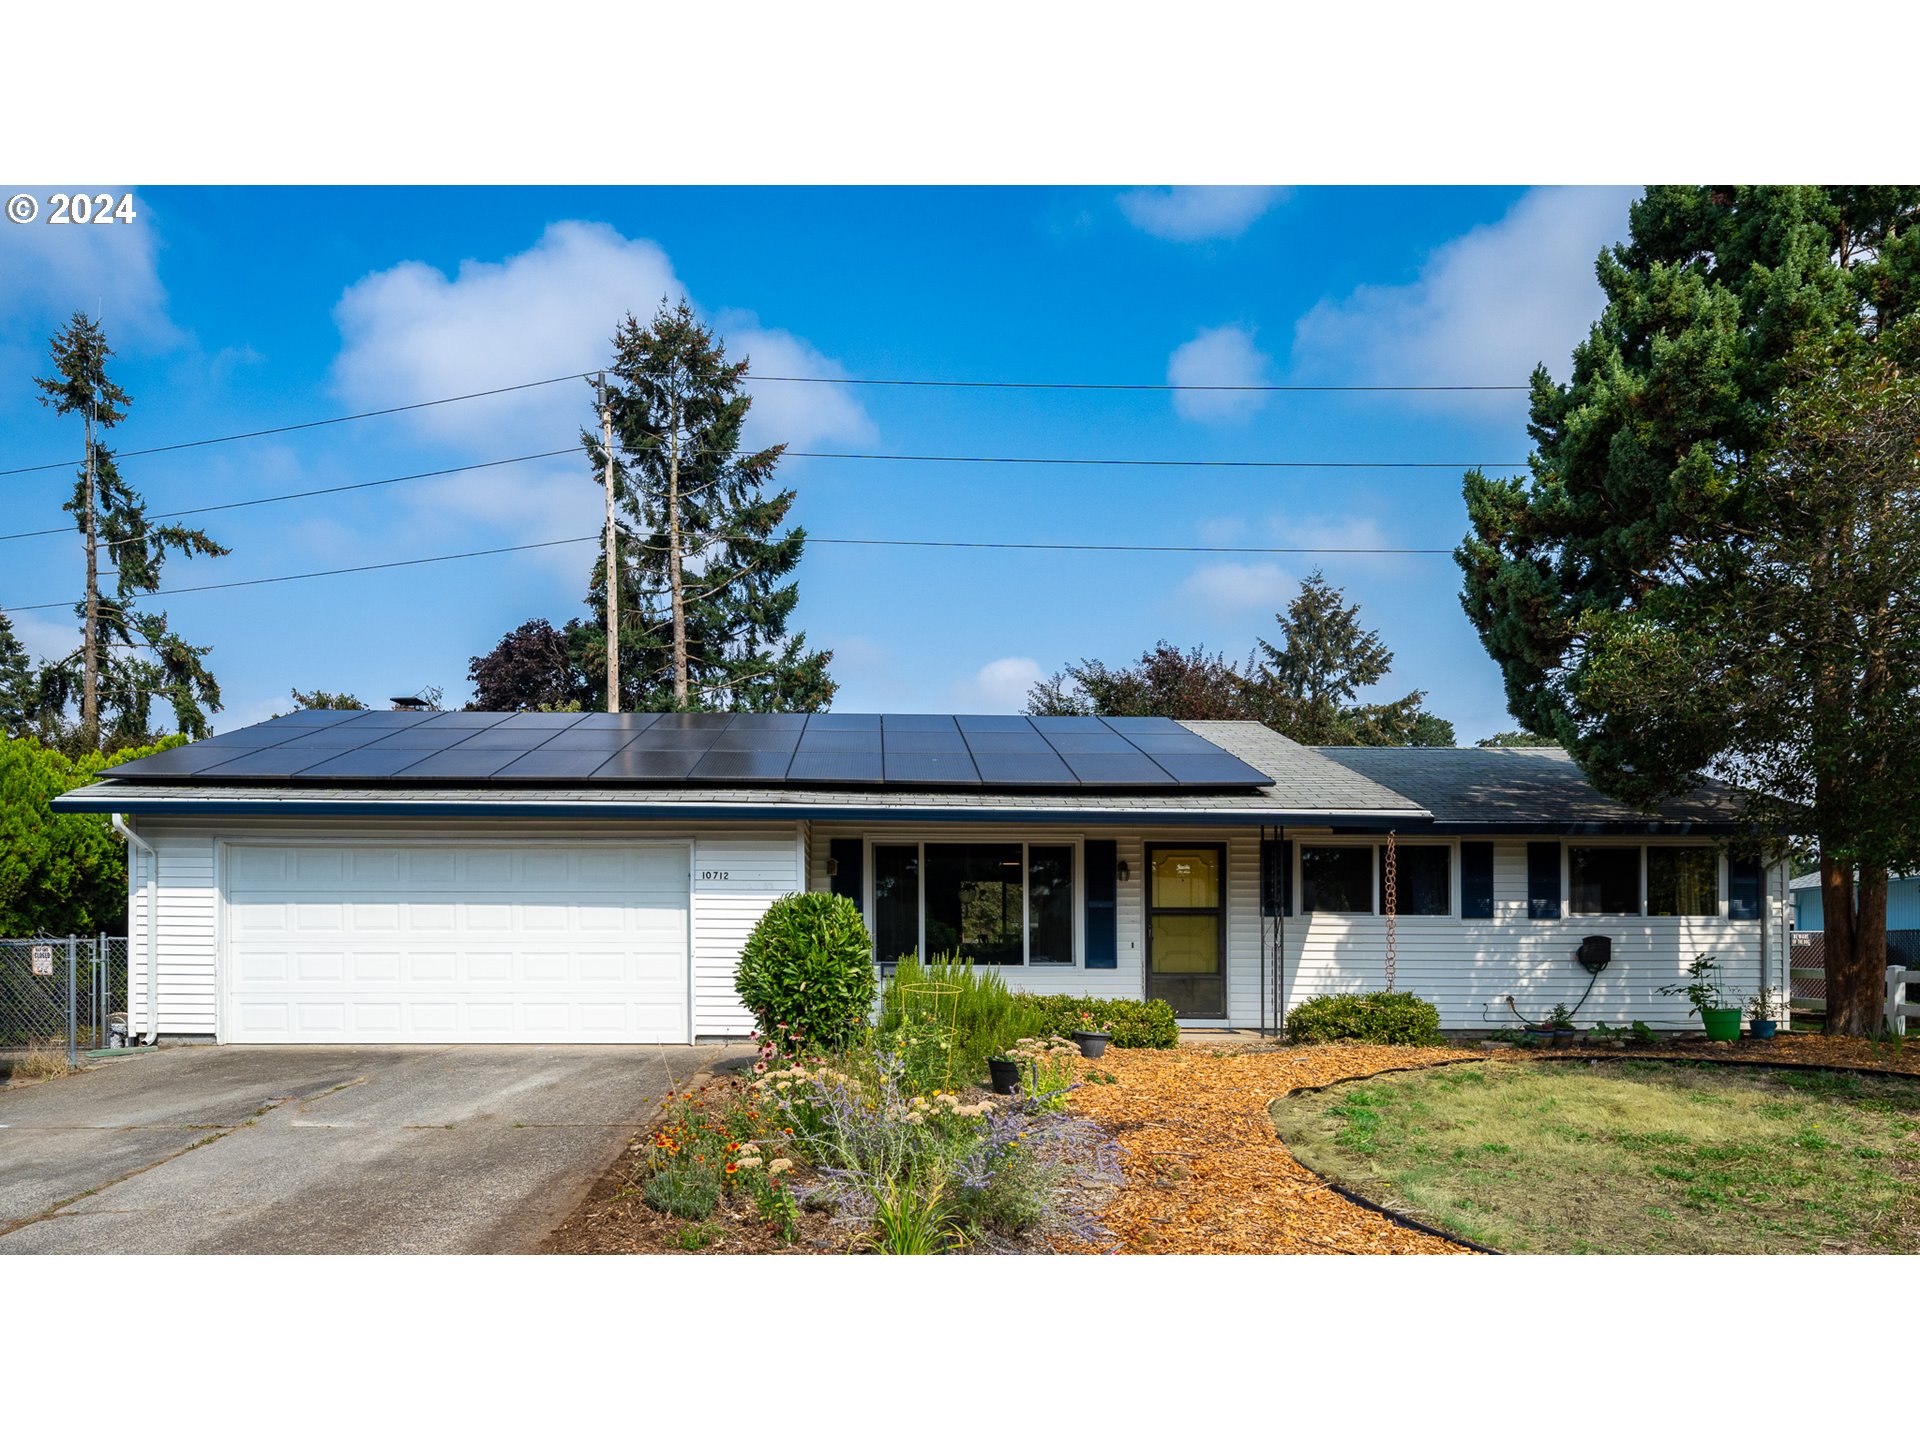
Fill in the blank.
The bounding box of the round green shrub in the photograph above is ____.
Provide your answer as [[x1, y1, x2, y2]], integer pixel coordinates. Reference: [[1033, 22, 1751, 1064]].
[[1285, 991, 1443, 1046], [734, 892, 877, 1053]]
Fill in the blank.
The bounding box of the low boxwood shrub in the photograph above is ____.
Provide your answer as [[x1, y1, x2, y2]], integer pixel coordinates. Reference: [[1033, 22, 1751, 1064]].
[[1284, 991, 1443, 1046], [1012, 994, 1179, 1049], [735, 892, 877, 1053]]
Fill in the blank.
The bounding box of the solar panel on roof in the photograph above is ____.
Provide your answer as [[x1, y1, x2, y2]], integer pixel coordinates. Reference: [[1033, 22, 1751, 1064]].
[[804, 714, 881, 731], [882, 714, 959, 732], [958, 730, 1053, 754], [885, 730, 971, 754], [91, 710, 1273, 792], [1040, 731, 1136, 754], [395, 748, 533, 779], [971, 750, 1078, 786], [1148, 751, 1273, 785], [692, 749, 797, 781], [884, 750, 981, 785], [954, 714, 1034, 733], [491, 749, 623, 780], [592, 747, 709, 780], [1059, 752, 1177, 786], [785, 749, 886, 784]]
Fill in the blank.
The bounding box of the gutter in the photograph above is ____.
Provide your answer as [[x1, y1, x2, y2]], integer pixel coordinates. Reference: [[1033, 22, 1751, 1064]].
[[111, 813, 160, 1045]]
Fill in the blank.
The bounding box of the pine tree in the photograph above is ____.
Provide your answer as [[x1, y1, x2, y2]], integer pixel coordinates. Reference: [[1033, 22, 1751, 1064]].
[[1251, 571, 1454, 745], [1457, 185, 1920, 1034], [0, 614, 39, 738], [583, 300, 833, 711], [34, 314, 229, 747]]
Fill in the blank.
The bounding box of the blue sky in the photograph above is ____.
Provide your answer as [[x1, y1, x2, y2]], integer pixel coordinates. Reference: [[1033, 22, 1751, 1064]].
[[0, 185, 1638, 739]]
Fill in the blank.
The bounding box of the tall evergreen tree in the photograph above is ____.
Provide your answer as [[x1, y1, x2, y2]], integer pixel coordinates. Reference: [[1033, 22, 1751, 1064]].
[[0, 614, 39, 738], [1457, 185, 1920, 1034], [583, 299, 834, 712], [1251, 570, 1455, 745], [34, 314, 229, 747]]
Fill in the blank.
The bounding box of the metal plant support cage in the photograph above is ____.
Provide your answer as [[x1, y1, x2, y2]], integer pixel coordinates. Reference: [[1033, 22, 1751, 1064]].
[[897, 979, 963, 1091]]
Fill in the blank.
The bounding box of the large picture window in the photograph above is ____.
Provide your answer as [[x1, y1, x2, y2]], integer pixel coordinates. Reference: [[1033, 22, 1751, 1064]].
[[1647, 847, 1719, 917], [1301, 846, 1373, 914], [869, 840, 1078, 966], [1569, 846, 1641, 915], [1382, 844, 1451, 916]]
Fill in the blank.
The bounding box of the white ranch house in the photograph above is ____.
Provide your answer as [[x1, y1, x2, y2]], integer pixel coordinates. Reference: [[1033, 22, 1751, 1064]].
[[53, 710, 1790, 1044]]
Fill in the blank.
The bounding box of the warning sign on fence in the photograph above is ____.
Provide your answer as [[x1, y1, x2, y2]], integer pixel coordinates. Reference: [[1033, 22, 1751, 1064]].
[[30, 944, 54, 977]]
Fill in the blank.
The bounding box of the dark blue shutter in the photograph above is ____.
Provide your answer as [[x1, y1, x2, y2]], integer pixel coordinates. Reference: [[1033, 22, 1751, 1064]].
[[1527, 842, 1562, 919], [1728, 856, 1763, 920], [829, 838, 864, 914], [1461, 841, 1495, 919], [1084, 839, 1118, 968], [1261, 837, 1292, 917]]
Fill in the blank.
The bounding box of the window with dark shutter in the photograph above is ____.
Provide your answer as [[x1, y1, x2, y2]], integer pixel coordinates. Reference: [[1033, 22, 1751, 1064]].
[[1261, 837, 1292, 917], [1461, 842, 1495, 919], [1728, 855, 1764, 920], [829, 838, 864, 913], [1084, 839, 1118, 968], [1527, 842, 1562, 919]]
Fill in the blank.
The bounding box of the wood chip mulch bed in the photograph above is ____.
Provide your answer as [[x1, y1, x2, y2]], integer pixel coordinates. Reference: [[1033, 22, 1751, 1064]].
[[1067, 1043, 1485, 1255]]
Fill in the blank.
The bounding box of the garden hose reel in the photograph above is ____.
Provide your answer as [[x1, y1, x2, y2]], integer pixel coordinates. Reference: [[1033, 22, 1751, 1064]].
[[1575, 935, 1613, 976]]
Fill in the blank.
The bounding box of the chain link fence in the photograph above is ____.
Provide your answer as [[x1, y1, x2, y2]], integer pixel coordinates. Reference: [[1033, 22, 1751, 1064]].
[[1, 936, 129, 1075]]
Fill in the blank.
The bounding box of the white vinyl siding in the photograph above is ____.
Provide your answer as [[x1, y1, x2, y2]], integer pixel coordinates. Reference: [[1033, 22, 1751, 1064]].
[[126, 817, 802, 1044]]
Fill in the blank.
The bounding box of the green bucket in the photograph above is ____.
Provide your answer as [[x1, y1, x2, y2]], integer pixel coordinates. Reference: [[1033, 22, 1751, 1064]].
[[1701, 1007, 1743, 1042]]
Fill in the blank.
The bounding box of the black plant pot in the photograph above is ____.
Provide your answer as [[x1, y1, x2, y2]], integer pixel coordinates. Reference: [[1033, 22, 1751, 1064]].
[[988, 1058, 1021, 1095], [1071, 1030, 1111, 1059], [1551, 1028, 1579, 1047]]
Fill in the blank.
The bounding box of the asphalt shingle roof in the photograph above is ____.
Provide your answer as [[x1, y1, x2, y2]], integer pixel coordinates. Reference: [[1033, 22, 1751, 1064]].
[[1313, 744, 1752, 832]]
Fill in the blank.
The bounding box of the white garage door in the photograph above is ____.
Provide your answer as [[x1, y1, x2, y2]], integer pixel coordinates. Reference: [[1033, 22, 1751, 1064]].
[[223, 843, 690, 1043]]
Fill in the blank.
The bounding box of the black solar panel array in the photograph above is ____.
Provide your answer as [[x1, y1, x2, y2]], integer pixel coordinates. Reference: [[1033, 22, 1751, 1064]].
[[101, 711, 1273, 791]]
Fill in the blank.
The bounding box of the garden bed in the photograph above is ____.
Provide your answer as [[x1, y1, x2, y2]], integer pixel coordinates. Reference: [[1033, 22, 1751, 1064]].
[[1485, 1029, 1920, 1078], [1270, 1059, 1920, 1254]]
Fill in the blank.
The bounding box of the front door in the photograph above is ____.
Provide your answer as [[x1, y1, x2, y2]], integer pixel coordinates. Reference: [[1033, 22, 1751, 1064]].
[[1146, 844, 1226, 1020]]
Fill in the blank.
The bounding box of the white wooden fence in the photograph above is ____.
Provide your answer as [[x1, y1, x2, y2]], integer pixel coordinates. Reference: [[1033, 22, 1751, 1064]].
[[1890, 965, 1920, 1037]]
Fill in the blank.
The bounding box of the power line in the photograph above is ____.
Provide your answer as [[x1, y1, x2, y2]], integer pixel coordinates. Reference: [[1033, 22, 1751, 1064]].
[[747, 374, 1527, 393], [2, 533, 1454, 616], [0, 373, 593, 478], [2, 366, 1530, 478], [0, 450, 579, 545], [786, 450, 1521, 470]]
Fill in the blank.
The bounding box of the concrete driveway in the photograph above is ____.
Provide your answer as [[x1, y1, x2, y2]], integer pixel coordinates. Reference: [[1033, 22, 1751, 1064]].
[[0, 1044, 721, 1254]]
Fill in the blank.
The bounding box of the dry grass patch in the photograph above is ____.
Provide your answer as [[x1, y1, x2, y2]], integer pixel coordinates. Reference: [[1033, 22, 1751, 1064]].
[[2, 1039, 73, 1082], [1272, 1060, 1920, 1254]]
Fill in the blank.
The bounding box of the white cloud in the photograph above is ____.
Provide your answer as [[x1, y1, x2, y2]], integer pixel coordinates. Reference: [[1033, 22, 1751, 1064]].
[[8, 612, 81, 666], [0, 191, 180, 348], [331, 223, 875, 506], [1168, 324, 1271, 423], [1197, 516, 1248, 544], [1290, 186, 1636, 397], [1179, 562, 1297, 614], [950, 656, 1045, 712], [1117, 186, 1284, 242]]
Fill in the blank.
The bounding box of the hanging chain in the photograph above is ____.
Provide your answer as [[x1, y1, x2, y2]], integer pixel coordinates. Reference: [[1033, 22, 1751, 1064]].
[[1383, 830, 1398, 993]]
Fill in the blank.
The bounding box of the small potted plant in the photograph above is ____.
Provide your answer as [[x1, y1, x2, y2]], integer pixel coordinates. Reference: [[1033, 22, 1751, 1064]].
[[1745, 987, 1783, 1041], [986, 1052, 1022, 1095], [1069, 1010, 1112, 1059], [1657, 953, 1742, 1042], [1547, 1002, 1580, 1047]]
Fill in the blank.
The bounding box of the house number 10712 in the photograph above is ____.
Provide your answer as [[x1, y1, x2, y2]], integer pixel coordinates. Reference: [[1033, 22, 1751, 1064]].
[[700, 870, 730, 881]]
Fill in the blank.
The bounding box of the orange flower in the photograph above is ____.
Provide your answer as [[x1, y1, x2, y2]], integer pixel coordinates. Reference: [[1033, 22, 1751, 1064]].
[[725, 1162, 739, 1175]]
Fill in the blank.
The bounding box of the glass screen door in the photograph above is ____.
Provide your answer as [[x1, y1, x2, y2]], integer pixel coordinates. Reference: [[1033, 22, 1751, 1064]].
[[1146, 845, 1225, 1019]]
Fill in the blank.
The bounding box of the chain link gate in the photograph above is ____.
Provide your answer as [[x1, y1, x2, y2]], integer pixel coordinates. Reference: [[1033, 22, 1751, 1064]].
[[1, 936, 129, 1074]]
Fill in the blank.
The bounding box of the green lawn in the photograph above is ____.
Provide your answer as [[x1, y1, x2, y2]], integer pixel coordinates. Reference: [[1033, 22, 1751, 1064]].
[[1270, 1061, 1920, 1255]]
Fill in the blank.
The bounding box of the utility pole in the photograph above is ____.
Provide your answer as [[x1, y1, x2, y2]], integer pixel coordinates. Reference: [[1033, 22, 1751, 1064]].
[[81, 395, 99, 750], [597, 373, 619, 712], [666, 373, 688, 708]]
